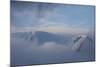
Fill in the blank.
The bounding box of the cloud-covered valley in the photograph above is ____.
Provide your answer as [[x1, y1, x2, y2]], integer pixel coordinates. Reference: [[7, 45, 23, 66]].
[[11, 31, 95, 66]]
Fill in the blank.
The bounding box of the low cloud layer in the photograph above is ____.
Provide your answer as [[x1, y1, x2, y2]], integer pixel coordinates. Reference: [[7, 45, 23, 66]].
[[11, 33, 95, 66]]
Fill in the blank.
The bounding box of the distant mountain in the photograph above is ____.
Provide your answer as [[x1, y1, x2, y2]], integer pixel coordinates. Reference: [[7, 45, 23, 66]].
[[11, 31, 95, 66], [34, 31, 70, 45], [11, 31, 94, 52], [11, 31, 35, 40], [11, 31, 71, 45]]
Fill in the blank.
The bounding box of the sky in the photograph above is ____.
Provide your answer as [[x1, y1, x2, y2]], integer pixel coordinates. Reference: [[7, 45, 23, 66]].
[[11, 1, 95, 34]]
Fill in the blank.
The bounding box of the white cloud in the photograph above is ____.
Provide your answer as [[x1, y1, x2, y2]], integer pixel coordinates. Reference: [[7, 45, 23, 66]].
[[40, 42, 70, 52]]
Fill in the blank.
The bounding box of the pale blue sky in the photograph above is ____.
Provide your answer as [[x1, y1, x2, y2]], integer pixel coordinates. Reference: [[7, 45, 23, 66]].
[[11, 1, 95, 33]]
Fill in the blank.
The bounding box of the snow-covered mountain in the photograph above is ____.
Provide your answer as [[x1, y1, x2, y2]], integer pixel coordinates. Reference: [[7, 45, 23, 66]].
[[11, 31, 72, 45], [11, 31, 95, 66], [11, 31, 93, 51]]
